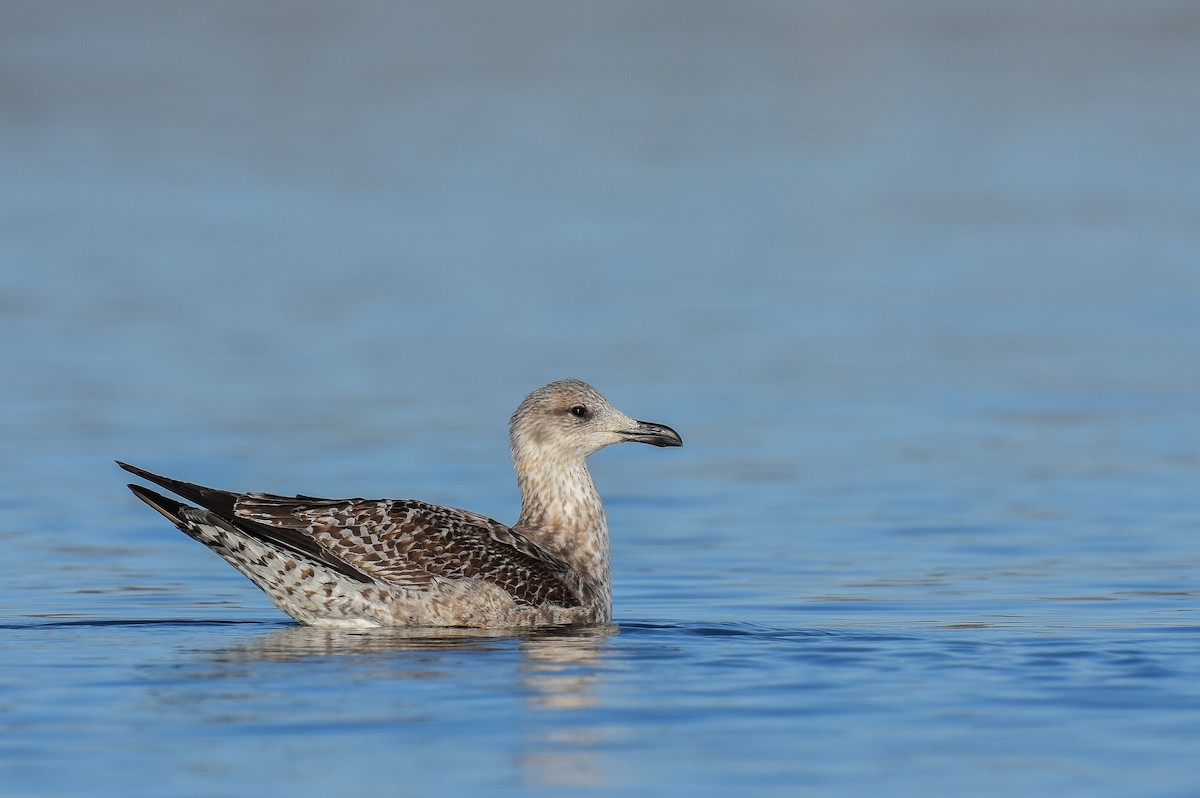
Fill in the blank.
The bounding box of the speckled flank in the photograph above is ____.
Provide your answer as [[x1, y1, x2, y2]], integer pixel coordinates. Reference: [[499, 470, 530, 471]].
[[119, 379, 681, 628]]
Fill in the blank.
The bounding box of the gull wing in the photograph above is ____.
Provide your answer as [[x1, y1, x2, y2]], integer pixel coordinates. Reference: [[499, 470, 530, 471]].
[[232, 494, 585, 608]]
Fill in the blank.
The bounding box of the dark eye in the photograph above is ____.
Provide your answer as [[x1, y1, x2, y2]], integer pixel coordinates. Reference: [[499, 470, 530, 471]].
[[569, 404, 589, 418]]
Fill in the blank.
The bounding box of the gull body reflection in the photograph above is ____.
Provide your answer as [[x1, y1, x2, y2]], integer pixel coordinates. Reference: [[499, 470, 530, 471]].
[[151, 622, 622, 790]]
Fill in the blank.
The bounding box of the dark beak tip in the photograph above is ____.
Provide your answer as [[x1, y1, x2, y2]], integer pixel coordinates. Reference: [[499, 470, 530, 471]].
[[627, 420, 683, 448]]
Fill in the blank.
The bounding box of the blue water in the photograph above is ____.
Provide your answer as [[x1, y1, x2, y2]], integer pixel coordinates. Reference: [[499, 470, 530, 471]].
[[3, 2, 1200, 796]]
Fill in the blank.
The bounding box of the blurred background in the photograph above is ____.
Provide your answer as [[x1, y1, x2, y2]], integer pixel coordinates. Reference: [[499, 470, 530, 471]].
[[4, 0, 1197, 600], [2, 2, 1199, 795], [4, 0, 1197, 487]]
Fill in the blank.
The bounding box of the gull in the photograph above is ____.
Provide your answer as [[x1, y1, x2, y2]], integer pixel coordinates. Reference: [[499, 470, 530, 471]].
[[118, 379, 682, 628]]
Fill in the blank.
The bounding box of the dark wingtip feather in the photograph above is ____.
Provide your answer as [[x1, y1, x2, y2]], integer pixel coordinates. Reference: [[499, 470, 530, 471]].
[[116, 461, 152, 480], [123, 468, 373, 585], [117, 462, 238, 519], [126, 483, 189, 526]]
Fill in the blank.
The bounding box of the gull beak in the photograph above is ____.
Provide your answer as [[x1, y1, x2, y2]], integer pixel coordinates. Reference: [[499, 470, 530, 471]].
[[619, 420, 683, 448]]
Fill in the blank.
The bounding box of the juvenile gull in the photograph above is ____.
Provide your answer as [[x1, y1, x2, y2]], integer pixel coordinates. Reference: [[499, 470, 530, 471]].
[[118, 379, 682, 628]]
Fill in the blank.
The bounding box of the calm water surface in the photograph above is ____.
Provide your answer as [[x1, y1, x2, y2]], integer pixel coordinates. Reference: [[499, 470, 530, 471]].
[[2, 2, 1199, 796]]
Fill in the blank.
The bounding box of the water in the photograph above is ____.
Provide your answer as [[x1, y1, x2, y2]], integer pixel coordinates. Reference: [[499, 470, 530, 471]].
[[2, 1, 1199, 795]]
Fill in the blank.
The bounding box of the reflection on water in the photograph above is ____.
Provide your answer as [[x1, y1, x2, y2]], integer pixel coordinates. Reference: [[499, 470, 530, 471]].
[[5, 615, 1200, 796], [205, 622, 615, 669], [167, 623, 617, 693], [518, 630, 611, 710], [138, 624, 621, 789], [516, 631, 617, 787]]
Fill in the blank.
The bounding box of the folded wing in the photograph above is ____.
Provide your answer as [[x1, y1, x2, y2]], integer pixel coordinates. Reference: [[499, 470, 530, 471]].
[[233, 494, 585, 608]]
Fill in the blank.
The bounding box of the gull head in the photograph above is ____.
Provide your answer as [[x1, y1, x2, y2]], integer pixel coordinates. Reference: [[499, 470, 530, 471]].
[[510, 379, 683, 465]]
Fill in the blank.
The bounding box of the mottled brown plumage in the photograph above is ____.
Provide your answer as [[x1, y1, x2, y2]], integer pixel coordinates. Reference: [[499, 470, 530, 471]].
[[234, 494, 585, 607], [119, 379, 681, 628]]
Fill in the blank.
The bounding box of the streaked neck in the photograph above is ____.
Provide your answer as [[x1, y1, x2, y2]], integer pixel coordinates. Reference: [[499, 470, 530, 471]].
[[513, 447, 611, 609]]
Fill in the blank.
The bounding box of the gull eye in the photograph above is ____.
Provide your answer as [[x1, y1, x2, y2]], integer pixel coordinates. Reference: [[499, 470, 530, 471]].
[[569, 404, 589, 418]]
